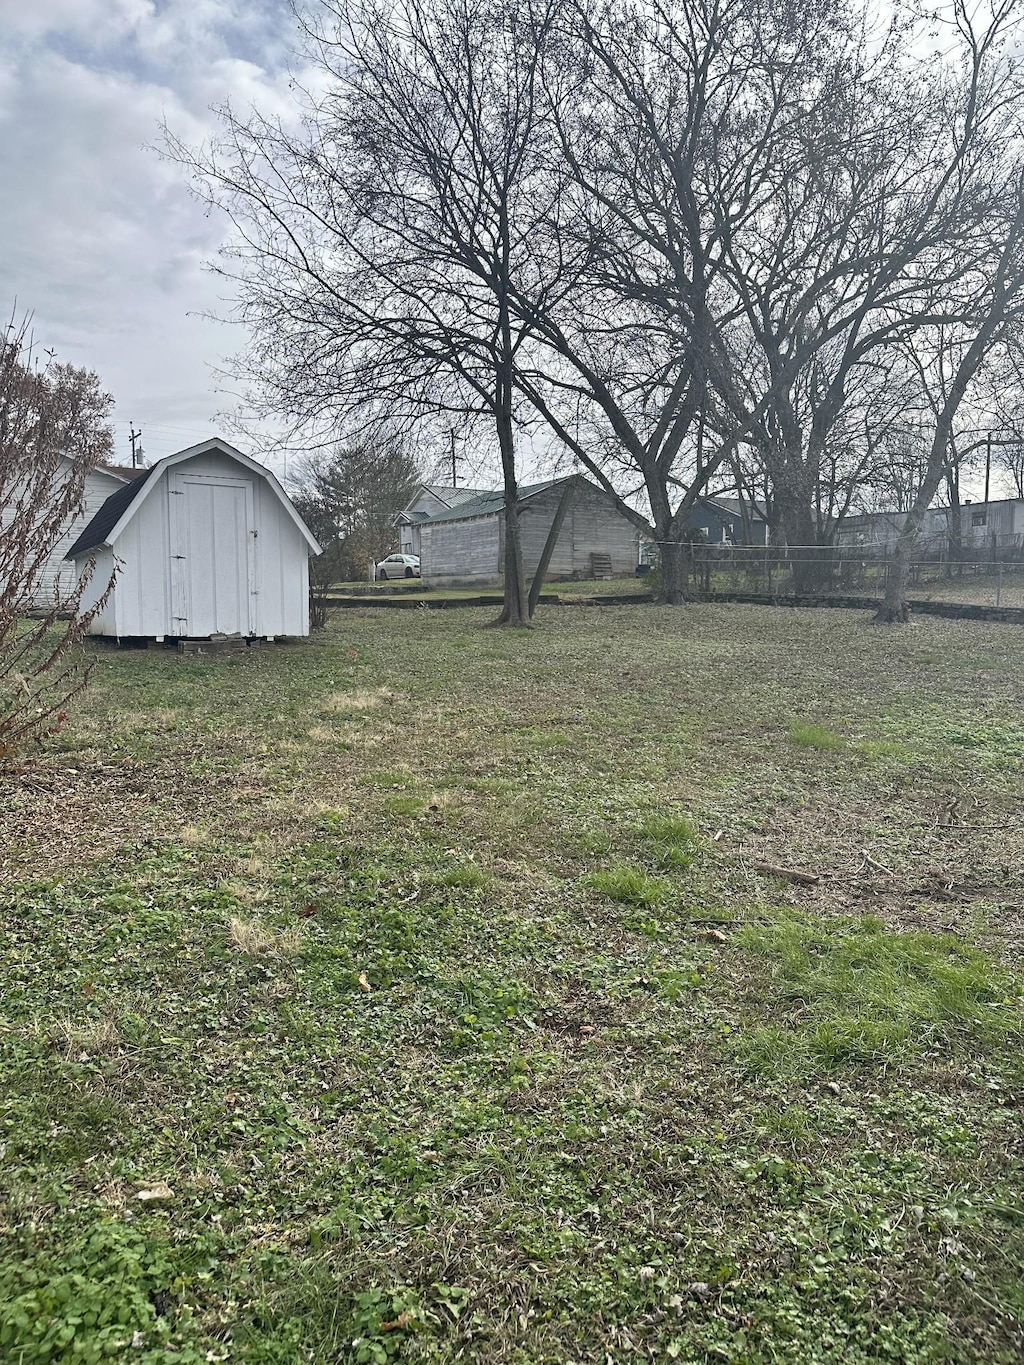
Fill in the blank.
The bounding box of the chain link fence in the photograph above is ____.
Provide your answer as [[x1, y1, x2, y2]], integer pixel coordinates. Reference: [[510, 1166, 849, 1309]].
[[673, 544, 1024, 609]]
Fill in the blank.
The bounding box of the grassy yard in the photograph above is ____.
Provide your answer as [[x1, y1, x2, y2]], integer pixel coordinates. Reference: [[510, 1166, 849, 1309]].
[[2, 603, 1023, 1364]]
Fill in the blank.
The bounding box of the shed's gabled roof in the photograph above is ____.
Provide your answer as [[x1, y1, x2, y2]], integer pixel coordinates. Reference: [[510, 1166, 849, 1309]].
[[66, 437, 321, 559]]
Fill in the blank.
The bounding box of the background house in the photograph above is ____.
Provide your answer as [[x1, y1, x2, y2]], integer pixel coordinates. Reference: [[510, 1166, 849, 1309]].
[[404, 475, 640, 585], [954, 497, 1024, 553], [9, 457, 146, 608], [683, 495, 769, 545], [837, 499, 1024, 558], [69, 437, 320, 639], [396, 484, 491, 557]]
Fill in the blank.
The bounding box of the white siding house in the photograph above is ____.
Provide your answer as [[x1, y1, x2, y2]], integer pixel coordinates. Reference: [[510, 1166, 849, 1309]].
[[410, 476, 641, 586], [0, 458, 134, 609], [837, 499, 1024, 557], [69, 438, 320, 639]]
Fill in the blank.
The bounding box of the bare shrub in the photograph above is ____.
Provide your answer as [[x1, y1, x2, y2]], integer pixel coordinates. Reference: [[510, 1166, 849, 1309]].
[[1, 313, 116, 761]]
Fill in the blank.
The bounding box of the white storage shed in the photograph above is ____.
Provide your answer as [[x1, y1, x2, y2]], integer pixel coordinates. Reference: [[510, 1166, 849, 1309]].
[[67, 438, 320, 640]]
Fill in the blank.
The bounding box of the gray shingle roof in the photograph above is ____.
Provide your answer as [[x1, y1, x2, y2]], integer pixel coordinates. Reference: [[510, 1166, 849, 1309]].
[[65, 467, 157, 558], [700, 495, 768, 521]]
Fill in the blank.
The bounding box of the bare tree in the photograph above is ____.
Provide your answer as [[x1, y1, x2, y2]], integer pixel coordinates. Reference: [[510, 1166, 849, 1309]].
[[876, 174, 1024, 621], [507, 0, 798, 602], [166, 0, 579, 625], [982, 333, 1024, 498], [164, 0, 1024, 618], [0, 316, 115, 760], [531, 0, 1024, 593]]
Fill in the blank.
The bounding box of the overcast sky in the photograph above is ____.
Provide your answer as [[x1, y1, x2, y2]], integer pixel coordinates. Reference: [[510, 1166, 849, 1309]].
[[0, 0, 310, 474], [0, 1, 1010, 501]]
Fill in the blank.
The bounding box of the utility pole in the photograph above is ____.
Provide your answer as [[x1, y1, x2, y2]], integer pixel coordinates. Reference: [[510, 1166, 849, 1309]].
[[985, 431, 992, 505], [129, 424, 144, 468], [449, 430, 458, 488]]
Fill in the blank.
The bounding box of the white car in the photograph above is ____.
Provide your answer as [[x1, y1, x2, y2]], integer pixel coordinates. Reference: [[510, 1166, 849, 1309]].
[[376, 552, 421, 581]]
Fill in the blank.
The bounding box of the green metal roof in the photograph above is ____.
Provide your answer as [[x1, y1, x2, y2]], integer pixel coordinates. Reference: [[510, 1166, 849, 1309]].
[[418, 477, 574, 525]]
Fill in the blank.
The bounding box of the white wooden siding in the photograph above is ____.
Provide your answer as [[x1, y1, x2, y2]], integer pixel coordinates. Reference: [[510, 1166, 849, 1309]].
[[1, 464, 126, 608], [77, 547, 118, 635], [251, 472, 310, 636]]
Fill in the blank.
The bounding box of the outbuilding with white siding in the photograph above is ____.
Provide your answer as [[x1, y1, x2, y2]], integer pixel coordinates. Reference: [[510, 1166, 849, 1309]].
[[67, 438, 320, 640], [2, 457, 142, 609]]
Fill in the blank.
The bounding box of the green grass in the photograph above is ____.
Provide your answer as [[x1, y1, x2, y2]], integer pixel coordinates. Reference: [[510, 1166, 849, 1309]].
[[637, 811, 701, 868], [2, 603, 1024, 1363], [735, 913, 1018, 1076], [583, 863, 672, 906], [787, 719, 846, 750]]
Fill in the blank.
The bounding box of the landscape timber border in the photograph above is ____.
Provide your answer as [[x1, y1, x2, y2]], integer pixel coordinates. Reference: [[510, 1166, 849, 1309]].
[[323, 589, 1024, 621]]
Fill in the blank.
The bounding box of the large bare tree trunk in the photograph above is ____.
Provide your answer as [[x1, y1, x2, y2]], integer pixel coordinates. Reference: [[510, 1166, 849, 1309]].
[[492, 369, 529, 626], [658, 536, 687, 604], [877, 534, 914, 622], [776, 486, 825, 593], [944, 467, 963, 577], [498, 501, 529, 625]]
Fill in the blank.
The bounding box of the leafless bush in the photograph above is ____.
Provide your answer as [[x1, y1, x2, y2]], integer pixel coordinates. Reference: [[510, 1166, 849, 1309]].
[[0, 313, 116, 762]]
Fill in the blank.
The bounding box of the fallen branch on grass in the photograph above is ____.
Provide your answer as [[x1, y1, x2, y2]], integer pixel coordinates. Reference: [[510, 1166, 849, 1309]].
[[859, 849, 897, 878], [731, 855, 820, 886]]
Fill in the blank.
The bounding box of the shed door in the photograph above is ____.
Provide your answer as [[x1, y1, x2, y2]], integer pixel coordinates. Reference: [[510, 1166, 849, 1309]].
[[170, 474, 256, 637]]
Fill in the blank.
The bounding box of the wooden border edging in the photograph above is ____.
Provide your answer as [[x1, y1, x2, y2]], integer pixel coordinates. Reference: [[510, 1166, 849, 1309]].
[[699, 591, 1024, 623], [323, 588, 1024, 621]]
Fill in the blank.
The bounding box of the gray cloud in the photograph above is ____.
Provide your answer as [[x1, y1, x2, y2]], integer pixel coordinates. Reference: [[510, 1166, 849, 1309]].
[[0, 0, 303, 469]]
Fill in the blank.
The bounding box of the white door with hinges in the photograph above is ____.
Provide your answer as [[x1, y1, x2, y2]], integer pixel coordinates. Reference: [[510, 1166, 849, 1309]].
[[169, 473, 257, 637]]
